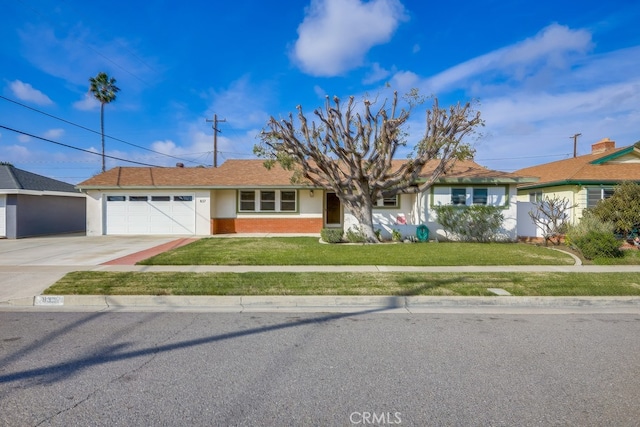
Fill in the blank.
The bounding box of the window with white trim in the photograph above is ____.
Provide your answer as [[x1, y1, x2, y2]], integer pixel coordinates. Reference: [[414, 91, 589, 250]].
[[260, 191, 276, 211], [472, 188, 488, 205], [451, 188, 466, 205], [587, 187, 614, 208], [239, 191, 255, 211], [374, 195, 399, 208], [529, 192, 543, 203], [432, 186, 508, 207], [280, 191, 296, 211], [238, 190, 298, 212]]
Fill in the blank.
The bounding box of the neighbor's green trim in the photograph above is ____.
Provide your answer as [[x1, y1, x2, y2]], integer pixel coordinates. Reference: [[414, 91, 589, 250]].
[[518, 179, 640, 191], [590, 146, 636, 164]]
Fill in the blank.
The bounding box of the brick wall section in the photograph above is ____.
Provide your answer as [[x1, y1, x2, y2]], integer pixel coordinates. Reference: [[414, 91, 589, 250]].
[[212, 218, 323, 234]]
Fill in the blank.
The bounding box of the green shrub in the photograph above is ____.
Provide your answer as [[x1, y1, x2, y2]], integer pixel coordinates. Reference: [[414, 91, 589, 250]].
[[391, 229, 402, 242], [321, 228, 344, 243], [565, 213, 615, 247], [345, 226, 367, 243], [433, 205, 504, 242], [573, 230, 622, 260]]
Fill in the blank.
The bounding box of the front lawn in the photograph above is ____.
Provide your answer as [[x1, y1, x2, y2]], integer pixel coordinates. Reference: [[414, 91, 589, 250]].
[[137, 237, 575, 266], [46, 271, 640, 297]]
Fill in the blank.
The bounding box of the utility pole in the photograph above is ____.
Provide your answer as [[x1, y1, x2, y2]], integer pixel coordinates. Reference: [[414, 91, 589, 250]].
[[571, 133, 581, 158], [206, 114, 226, 167]]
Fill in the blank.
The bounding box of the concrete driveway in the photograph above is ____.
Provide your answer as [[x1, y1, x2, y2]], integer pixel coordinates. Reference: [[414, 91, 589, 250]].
[[0, 235, 189, 302]]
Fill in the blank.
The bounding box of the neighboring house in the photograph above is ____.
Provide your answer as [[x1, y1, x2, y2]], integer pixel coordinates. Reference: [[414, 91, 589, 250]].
[[515, 138, 640, 238], [76, 159, 535, 241], [0, 165, 86, 239]]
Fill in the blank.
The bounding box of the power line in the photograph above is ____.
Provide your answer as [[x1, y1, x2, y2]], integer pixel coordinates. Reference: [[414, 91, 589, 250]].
[[0, 125, 164, 167], [0, 95, 208, 166]]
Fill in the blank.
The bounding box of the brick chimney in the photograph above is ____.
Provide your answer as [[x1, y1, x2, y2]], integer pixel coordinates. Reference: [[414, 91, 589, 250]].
[[591, 138, 616, 155]]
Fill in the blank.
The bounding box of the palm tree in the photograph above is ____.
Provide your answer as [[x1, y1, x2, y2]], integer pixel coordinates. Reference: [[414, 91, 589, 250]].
[[89, 72, 120, 172]]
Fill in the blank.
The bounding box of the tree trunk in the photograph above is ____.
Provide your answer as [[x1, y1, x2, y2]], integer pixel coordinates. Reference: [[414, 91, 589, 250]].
[[344, 197, 379, 243], [100, 103, 105, 173]]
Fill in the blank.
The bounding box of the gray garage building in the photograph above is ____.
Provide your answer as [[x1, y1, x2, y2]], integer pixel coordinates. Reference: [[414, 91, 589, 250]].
[[0, 165, 86, 239]]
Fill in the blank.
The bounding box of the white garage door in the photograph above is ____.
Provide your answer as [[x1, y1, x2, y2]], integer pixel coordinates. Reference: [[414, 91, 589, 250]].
[[105, 194, 196, 235], [0, 195, 6, 237]]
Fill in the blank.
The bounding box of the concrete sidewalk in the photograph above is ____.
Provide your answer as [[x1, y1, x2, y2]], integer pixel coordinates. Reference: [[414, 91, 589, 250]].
[[1, 263, 640, 312], [1, 234, 639, 312]]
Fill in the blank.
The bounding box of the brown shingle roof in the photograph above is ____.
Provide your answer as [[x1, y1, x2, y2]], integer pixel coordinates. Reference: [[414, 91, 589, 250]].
[[515, 143, 640, 189], [77, 158, 531, 189]]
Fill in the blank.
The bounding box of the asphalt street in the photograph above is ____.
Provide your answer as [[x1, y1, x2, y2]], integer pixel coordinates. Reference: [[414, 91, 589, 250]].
[[1, 311, 639, 426]]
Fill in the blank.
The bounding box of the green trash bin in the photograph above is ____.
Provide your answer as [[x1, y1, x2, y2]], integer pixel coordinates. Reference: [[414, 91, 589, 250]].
[[416, 224, 429, 242]]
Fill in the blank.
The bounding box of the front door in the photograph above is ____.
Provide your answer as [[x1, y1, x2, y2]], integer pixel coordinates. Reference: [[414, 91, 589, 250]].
[[325, 192, 342, 227]]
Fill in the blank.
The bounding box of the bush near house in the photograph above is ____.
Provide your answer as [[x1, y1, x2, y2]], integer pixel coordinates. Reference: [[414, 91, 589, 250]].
[[572, 230, 623, 260], [566, 214, 622, 259], [321, 228, 344, 243], [589, 181, 640, 237], [433, 205, 504, 242]]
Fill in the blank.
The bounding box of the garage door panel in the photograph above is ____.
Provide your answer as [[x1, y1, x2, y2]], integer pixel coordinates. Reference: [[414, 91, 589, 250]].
[[105, 194, 196, 235]]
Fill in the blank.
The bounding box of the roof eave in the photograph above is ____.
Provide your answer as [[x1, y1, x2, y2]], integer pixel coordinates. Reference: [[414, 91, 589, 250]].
[[518, 179, 639, 190]]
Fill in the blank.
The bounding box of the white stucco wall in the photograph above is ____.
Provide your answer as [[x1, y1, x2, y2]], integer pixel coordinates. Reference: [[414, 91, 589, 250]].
[[84, 191, 102, 236], [345, 185, 520, 242]]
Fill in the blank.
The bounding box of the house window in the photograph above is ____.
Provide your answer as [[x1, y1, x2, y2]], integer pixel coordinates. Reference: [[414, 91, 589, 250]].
[[174, 195, 193, 202], [239, 191, 255, 211], [382, 195, 399, 207], [529, 192, 543, 203], [373, 195, 399, 208], [260, 191, 276, 211], [239, 190, 298, 212], [280, 191, 296, 211], [587, 188, 614, 208], [129, 196, 148, 202], [106, 196, 125, 202], [451, 188, 466, 205], [473, 188, 488, 205], [151, 196, 171, 202]]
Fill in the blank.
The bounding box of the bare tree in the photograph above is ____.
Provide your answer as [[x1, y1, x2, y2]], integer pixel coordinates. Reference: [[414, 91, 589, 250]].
[[528, 195, 576, 245], [256, 92, 483, 242]]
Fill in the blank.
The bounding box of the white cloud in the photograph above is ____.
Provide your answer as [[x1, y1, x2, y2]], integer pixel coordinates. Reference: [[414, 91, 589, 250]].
[[389, 70, 420, 92], [9, 80, 53, 106], [314, 85, 327, 99], [363, 62, 391, 85], [292, 0, 407, 76], [376, 23, 640, 172], [43, 128, 64, 139], [18, 134, 31, 143], [423, 24, 592, 94], [73, 93, 99, 111]]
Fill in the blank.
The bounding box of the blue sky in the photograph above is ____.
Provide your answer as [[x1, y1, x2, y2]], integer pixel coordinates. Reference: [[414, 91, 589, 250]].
[[1, 0, 639, 184]]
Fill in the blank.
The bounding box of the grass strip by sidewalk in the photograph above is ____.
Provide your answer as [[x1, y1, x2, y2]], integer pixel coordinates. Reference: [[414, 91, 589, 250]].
[[46, 272, 640, 297], [137, 238, 575, 266]]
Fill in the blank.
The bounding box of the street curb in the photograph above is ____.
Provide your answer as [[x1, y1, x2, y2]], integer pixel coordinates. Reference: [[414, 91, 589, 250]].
[[8, 295, 640, 311]]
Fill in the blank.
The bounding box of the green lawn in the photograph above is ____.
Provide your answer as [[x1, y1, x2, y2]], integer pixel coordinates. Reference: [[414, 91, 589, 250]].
[[46, 271, 640, 297], [137, 237, 575, 266]]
